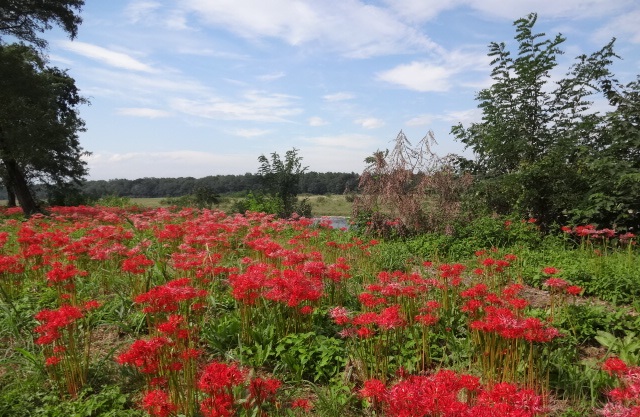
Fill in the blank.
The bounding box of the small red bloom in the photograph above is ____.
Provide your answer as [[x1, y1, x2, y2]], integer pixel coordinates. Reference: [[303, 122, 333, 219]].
[[141, 390, 177, 417], [602, 357, 628, 376]]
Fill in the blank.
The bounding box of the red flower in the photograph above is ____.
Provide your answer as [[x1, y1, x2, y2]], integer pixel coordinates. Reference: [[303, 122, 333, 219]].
[[544, 278, 568, 288], [360, 379, 387, 402], [198, 362, 246, 395], [290, 398, 313, 412], [542, 266, 559, 276], [566, 285, 583, 296], [141, 390, 177, 417], [45, 356, 62, 366], [200, 393, 234, 417], [248, 377, 281, 403], [602, 357, 628, 376]]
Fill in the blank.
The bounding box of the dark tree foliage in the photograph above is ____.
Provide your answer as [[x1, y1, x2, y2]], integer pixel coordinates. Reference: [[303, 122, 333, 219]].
[[0, 0, 83, 48], [452, 13, 639, 230], [0, 43, 88, 215], [257, 148, 310, 218], [60, 172, 359, 201]]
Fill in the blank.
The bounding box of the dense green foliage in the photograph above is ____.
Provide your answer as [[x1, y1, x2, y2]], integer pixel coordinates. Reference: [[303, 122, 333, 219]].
[[0, 0, 84, 48], [0, 43, 88, 214], [0, 0, 87, 215], [452, 13, 640, 231]]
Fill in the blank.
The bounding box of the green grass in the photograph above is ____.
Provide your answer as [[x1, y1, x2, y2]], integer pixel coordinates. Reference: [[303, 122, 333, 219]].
[[129, 194, 353, 217]]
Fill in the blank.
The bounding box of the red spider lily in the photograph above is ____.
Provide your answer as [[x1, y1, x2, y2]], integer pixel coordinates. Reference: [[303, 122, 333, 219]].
[[229, 263, 271, 305], [376, 305, 407, 330], [542, 267, 559, 276], [141, 389, 177, 417], [566, 285, 583, 296], [359, 378, 387, 402], [361, 371, 546, 417], [45, 262, 87, 284], [290, 398, 313, 412], [121, 254, 154, 274], [0, 254, 24, 274], [329, 306, 350, 325], [248, 377, 281, 405], [543, 277, 568, 288], [199, 393, 234, 417], [117, 336, 170, 374], [473, 382, 545, 416], [45, 355, 62, 366], [263, 268, 324, 307], [34, 305, 84, 345], [602, 357, 629, 377], [134, 278, 207, 314], [597, 357, 640, 417], [197, 362, 246, 396]]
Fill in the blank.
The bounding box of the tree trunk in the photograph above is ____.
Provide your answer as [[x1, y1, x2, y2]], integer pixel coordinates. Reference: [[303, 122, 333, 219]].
[[0, 133, 39, 216], [2, 157, 39, 216], [5, 181, 16, 207]]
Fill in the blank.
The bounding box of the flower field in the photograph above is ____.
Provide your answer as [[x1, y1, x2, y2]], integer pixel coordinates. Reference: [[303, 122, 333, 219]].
[[0, 205, 639, 417]]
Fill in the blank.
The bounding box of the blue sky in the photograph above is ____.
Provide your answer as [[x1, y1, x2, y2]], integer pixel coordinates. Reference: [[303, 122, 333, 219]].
[[44, 0, 640, 180]]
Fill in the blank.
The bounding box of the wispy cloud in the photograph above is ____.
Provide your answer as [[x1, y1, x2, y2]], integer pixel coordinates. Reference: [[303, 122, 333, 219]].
[[355, 117, 385, 129], [169, 91, 302, 122], [406, 108, 482, 127], [257, 71, 286, 81], [593, 8, 640, 44], [308, 116, 328, 126], [303, 133, 379, 149], [323, 92, 355, 102], [383, 0, 632, 22], [231, 128, 271, 137], [116, 107, 172, 118], [181, 0, 440, 57], [85, 150, 254, 179], [124, 1, 162, 23], [58, 41, 156, 72]]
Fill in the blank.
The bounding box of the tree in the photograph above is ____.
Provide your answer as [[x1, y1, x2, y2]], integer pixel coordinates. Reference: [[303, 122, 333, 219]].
[[255, 148, 310, 218], [0, 0, 84, 48], [0, 0, 87, 215], [0, 43, 88, 215], [452, 13, 638, 229]]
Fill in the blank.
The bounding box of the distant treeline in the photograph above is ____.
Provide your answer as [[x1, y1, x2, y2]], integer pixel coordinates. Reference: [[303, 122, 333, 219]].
[[0, 172, 360, 200]]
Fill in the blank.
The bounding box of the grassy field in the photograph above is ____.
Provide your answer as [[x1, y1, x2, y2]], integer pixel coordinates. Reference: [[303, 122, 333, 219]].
[[129, 194, 353, 217]]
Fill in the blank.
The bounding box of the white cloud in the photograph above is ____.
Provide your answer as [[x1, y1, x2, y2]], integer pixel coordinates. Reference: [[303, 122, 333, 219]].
[[378, 49, 490, 92], [406, 108, 482, 127], [116, 107, 172, 118], [308, 116, 328, 126], [464, 0, 632, 20], [181, 0, 440, 57], [257, 71, 286, 81], [406, 114, 435, 126], [303, 133, 378, 149], [58, 41, 156, 72], [323, 92, 355, 101], [377, 62, 452, 92], [382, 0, 465, 22], [231, 128, 271, 137], [383, 0, 633, 22], [593, 9, 640, 44], [169, 91, 302, 122], [124, 1, 162, 23], [355, 117, 385, 129], [85, 151, 255, 179]]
